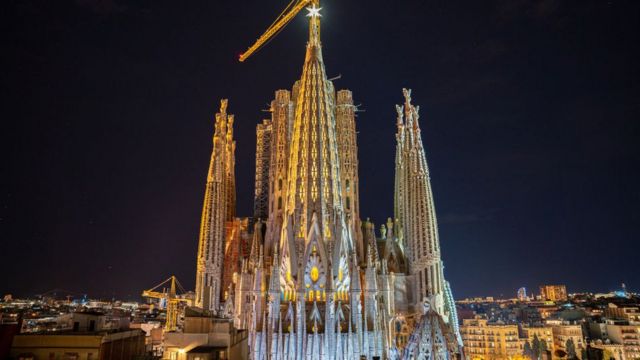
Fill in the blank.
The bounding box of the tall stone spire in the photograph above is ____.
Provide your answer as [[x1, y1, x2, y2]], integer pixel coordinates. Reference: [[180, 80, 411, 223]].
[[336, 89, 364, 263], [225, 110, 236, 220], [263, 89, 294, 257], [243, 4, 389, 358], [195, 99, 236, 312], [280, 2, 351, 277], [394, 89, 446, 313]]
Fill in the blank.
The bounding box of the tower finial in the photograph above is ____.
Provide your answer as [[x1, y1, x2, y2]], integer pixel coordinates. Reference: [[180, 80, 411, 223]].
[[395, 104, 404, 126], [306, 1, 322, 46], [402, 88, 412, 106], [220, 98, 228, 114]]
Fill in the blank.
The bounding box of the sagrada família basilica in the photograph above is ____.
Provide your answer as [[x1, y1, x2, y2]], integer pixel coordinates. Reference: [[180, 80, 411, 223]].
[[192, 3, 464, 359]]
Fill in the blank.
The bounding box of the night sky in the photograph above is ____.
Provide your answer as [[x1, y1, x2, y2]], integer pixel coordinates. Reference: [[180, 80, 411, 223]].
[[2, 0, 639, 300]]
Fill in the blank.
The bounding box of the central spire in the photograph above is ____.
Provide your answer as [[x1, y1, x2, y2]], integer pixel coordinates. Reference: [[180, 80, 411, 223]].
[[306, 2, 322, 46], [277, 0, 353, 296]]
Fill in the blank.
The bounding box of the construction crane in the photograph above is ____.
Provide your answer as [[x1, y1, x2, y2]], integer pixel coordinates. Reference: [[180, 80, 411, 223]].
[[239, 0, 318, 62], [142, 275, 190, 332]]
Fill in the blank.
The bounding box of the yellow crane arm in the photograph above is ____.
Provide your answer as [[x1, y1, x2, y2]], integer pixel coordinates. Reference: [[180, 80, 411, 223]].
[[142, 290, 165, 299], [239, 0, 313, 62]]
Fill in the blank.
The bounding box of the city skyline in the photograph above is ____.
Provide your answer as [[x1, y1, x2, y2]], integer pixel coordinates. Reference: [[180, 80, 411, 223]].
[[3, 0, 640, 301]]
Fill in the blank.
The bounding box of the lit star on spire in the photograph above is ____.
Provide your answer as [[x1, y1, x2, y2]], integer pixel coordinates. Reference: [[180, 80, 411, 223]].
[[306, 4, 322, 18]]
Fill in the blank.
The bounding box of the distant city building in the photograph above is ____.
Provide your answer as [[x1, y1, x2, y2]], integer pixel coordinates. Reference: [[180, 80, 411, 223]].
[[605, 322, 640, 360], [521, 325, 554, 349], [540, 285, 568, 302], [11, 330, 145, 360], [460, 317, 521, 360], [71, 312, 106, 332], [588, 320, 610, 342], [536, 304, 562, 320], [516, 306, 543, 325], [455, 291, 640, 360], [10, 312, 145, 360], [518, 287, 528, 301], [604, 303, 640, 322], [588, 341, 626, 360], [162, 308, 247, 360], [551, 323, 586, 359]]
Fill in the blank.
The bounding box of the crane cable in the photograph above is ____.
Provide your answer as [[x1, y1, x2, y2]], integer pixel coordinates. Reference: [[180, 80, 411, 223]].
[[173, 277, 187, 295], [146, 275, 185, 294], [267, 0, 298, 32]]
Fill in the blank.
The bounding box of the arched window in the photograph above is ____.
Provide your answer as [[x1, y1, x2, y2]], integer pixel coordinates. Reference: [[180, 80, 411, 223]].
[[346, 197, 351, 210], [278, 197, 282, 209]]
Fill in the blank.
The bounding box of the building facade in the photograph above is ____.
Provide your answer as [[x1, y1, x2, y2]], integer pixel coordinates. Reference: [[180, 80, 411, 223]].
[[539, 286, 567, 302], [551, 324, 585, 359], [11, 329, 145, 360], [190, 3, 463, 360], [589, 342, 626, 360], [460, 317, 520, 360], [604, 304, 640, 323], [605, 323, 640, 360]]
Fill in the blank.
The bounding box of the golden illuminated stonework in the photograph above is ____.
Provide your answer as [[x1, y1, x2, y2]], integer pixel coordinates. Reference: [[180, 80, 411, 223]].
[[191, 1, 464, 359], [310, 266, 319, 283]]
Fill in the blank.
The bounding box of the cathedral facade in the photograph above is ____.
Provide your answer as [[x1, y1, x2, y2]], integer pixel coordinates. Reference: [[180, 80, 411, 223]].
[[193, 7, 463, 360]]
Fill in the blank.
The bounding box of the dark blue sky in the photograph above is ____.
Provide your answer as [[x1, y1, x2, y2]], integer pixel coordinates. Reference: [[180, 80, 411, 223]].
[[2, 0, 639, 300]]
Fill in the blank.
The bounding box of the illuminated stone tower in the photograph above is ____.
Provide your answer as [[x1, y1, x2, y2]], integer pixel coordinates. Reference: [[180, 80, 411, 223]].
[[392, 88, 463, 354], [394, 88, 445, 313], [194, 99, 236, 312], [279, 2, 350, 273], [336, 89, 364, 263], [246, 4, 385, 359], [207, 2, 465, 359], [264, 90, 294, 257]]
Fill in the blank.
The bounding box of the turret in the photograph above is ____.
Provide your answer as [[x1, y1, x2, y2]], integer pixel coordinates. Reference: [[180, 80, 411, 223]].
[[336, 89, 364, 262]]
